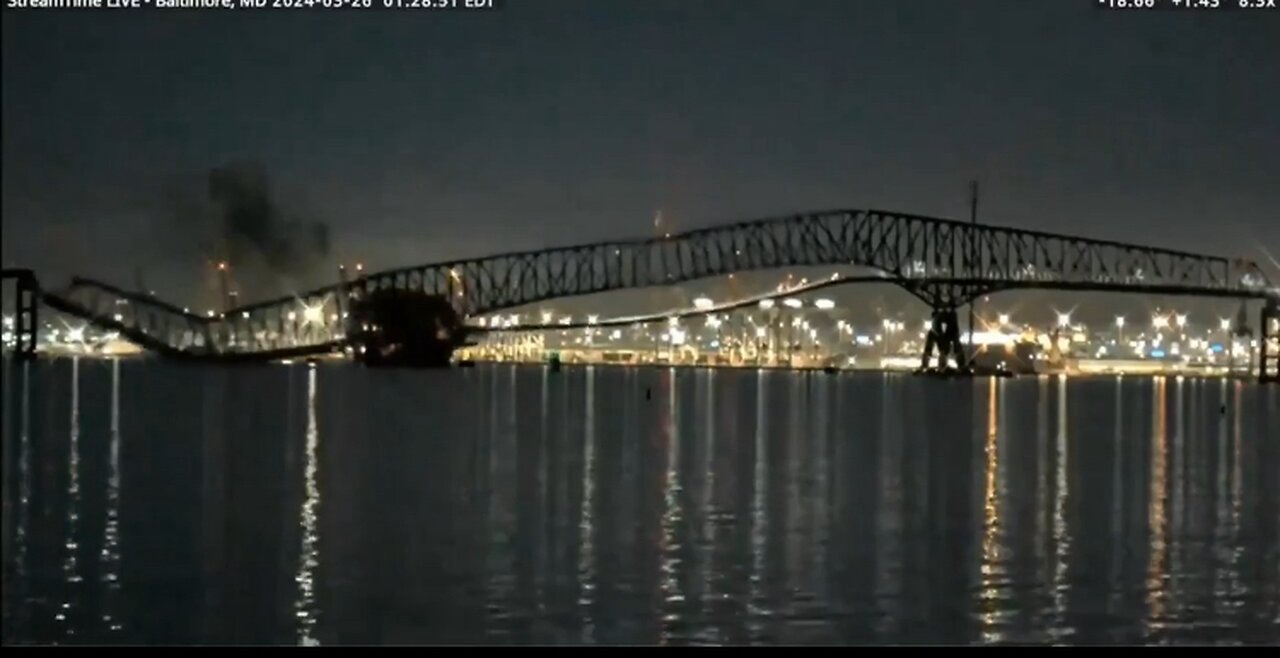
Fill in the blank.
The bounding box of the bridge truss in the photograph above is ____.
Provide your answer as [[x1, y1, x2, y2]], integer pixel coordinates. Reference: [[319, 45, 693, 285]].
[[5, 209, 1276, 365]]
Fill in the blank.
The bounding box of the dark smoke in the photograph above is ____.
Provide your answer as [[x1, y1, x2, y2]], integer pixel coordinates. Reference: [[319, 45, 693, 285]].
[[205, 160, 331, 299]]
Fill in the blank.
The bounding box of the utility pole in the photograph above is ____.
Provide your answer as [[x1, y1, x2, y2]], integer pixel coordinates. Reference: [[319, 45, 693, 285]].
[[217, 261, 232, 314], [967, 181, 979, 367]]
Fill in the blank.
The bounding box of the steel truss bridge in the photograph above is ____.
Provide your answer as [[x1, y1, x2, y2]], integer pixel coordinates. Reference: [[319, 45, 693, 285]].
[[4, 208, 1278, 377]]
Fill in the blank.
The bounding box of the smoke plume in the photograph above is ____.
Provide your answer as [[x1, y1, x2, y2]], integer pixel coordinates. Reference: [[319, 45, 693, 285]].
[[204, 160, 331, 300]]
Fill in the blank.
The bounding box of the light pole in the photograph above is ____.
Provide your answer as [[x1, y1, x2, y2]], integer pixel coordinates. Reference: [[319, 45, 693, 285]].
[[1115, 315, 1125, 346]]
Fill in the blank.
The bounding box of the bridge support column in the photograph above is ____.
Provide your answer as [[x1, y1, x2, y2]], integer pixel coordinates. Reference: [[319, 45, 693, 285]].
[[4, 269, 39, 361], [1262, 300, 1279, 384], [920, 307, 968, 373]]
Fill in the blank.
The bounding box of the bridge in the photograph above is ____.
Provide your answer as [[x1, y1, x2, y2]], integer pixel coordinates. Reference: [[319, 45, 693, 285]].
[[4, 208, 1279, 378]]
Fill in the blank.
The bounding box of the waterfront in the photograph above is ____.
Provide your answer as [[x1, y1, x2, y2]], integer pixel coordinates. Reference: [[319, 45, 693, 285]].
[[2, 359, 1277, 645]]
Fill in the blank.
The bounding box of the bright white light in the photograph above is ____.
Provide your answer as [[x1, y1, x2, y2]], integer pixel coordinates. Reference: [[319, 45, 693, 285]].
[[1115, 316, 1125, 328], [997, 313, 1010, 326], [782, 298, 803, 309], [693, 297, 714, 310], [882, 318, 893, 329], [1153, 315, 1169, 330], [706, 316, 722, 329], [670, 328, 686, 345], [667, 317, 679, 327], [1175, 313, 1188, 328], [559, 316, 572, 326], [1057, 312, 1071, 328], [541, 312, 553, 325], [587, 315, 599, 325], [814, 298, 835, 310], [2, 316, 13, 329], [508, 314, 519, 326], [966, 331, 1017, 346], [610, 329, 622, 340], [113, 313, 123, 322], [923, 320, 933, 332], [755, 327, 766, 338], [303, 305, 324, 324], [287, 311, 297, 322], [758, 299, 775, 310], [67, 326, 85, 343], [207, 310, 216, 318], [476, 317, 487, 328]]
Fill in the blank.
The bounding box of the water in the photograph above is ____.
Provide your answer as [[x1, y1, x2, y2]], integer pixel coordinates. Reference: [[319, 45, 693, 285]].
[[2, 358, 1277, 645]]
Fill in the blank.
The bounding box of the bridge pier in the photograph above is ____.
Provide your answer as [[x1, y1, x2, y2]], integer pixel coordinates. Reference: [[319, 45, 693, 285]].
[[1263, 300, 1279, 384], [3, 269, 40, 361], [919, 307, 969, 373], [908, 283, 993, 375]]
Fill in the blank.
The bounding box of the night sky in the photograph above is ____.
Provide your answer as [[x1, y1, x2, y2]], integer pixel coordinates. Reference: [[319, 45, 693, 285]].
[[3, 0, 1277, 311]]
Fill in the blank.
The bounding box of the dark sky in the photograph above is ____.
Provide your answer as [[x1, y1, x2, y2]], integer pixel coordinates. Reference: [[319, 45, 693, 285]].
[[3, 0, 1277, 306]]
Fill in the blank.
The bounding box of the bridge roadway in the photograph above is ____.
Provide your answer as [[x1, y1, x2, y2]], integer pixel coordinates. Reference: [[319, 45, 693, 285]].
[[4, 208, 1277, 366]]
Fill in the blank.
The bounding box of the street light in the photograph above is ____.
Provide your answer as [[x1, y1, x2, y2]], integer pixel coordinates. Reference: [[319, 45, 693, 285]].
[[1175, 313, 1188, 329], [1057, 312, 1071, 328], [997, 313, 1010, 327], [1115, 316, 1125, 328], [1220, 318, 1231, 332]]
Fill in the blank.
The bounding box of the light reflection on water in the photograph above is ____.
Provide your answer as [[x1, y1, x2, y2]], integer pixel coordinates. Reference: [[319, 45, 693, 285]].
[[294, 366, 321, 646], [1, 359, 1277, 645]]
